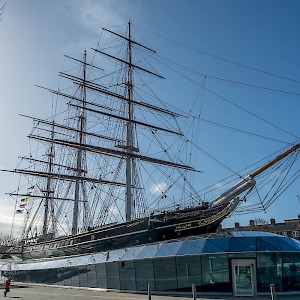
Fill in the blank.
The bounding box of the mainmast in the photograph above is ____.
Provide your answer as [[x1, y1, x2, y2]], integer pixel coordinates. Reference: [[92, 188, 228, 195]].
[[72, 50, 87, 235], [125, 21, 134, 221]]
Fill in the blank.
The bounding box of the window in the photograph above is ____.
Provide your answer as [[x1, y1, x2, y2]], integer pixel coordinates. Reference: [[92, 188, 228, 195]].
[[154, 257, 177, 291], [282, 253, 300, 291], [95, 263, 107, 289], [106, 262, 120, 289], [176, 255, 202, 290], [257, 253, 282, 292], [282, 231, 287, 236], [292, 231, 299, 238], [135, 259, 155, 291], [201, 254, 230, 292], [86, 265, 97, 288], [78, 266, 88, 287], [119, 261, 136, 290]]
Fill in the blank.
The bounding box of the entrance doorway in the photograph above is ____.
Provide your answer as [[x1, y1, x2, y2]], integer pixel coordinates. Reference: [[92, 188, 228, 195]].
[[232, 259, 256, 297]]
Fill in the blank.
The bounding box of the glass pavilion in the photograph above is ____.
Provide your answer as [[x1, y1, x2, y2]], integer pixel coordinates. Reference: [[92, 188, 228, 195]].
[[1, 231, 300, 297]]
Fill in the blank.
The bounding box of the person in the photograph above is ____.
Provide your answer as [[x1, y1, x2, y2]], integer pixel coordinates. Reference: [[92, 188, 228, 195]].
[[4, 278, 11, 297]]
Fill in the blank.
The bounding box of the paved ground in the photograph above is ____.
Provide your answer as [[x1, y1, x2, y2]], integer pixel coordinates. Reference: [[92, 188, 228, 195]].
[[0, 284, 299, 300]]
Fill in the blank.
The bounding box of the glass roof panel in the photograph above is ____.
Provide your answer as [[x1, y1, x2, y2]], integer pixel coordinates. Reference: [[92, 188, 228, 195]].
[[106, 249, 126, 262], [229, 237, 257, 252], [232, 231, 280, 237], [257, 237, 281, 251], [93, 252, 107, 264], [136, 243, 161, 259], [121, 246, 143, 260], [202, 238, 229, 253], [177, 239, 205, 255], [186, 239, 206, 253], [279, 237, 300, 251], [77, 255, 92, 265], [154, 241, 183, 257], [165, 241, 183, 255], [207, 237, 231, 252]]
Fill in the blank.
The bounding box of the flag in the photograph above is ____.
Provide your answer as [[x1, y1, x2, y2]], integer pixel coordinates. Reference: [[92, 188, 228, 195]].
[[21, 198, 29, 202], [19, 204, 26, 208], [28, 185, 35, 190], [16, 210, 23, 214]]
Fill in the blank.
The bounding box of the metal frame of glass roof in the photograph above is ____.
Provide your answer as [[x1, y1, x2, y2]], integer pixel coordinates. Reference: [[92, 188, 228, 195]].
[[1, 232, 299, 271]]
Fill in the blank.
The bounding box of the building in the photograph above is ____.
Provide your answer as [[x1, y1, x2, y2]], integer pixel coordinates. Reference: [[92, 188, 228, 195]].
[[1, 231, 300, 297], [223, 216, 300, 241]]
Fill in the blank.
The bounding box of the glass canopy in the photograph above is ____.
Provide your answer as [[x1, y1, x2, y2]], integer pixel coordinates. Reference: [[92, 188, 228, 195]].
[[1, 231, 299, 271]]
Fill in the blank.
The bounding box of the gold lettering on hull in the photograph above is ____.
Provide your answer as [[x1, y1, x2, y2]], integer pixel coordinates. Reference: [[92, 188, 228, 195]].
[[175, 204, 233, 232]]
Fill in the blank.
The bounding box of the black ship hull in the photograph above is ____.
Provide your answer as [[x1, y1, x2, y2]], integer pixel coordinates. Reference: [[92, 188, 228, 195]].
[[21, 200, 238, 260]]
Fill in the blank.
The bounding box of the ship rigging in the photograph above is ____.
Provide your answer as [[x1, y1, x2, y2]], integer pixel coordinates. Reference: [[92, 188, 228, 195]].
[[1, 22, 299, 259]]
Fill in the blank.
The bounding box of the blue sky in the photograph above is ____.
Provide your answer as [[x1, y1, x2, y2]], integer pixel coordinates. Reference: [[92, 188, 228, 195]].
[[0, 0, 299, 234]]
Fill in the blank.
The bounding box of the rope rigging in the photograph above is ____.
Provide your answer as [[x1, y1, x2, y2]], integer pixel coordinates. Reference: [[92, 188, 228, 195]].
[[137, 24, 300, 85], [7, 22, 300, 244]]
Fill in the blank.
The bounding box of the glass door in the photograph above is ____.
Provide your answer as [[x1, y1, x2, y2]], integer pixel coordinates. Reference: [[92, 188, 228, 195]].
[[232, 259, 256, 297]]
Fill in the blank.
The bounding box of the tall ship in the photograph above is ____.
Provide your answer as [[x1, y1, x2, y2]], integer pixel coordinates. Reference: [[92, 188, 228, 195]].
[[2, 22, 300, 260]]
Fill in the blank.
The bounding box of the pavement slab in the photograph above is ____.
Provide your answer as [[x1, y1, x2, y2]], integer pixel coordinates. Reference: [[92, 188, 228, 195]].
[[0, 285, 299, 300]]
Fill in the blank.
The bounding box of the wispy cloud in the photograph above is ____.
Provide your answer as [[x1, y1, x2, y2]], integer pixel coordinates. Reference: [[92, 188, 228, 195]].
[[150, 182, 167, 195], [63, 0, 132, 33], [0, 199, 19, 234]]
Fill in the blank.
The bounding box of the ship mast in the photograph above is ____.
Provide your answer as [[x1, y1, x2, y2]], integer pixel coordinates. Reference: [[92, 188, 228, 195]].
[[42, 121, 55, 237], [126, 21, 134, 221], [72, 50, 87, 235]]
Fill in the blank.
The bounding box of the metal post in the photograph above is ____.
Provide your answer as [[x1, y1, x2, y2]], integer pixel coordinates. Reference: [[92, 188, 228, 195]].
[[270, 283, 276, 300], [192, 284, 197, 300], [147, 283, 151, 300]]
